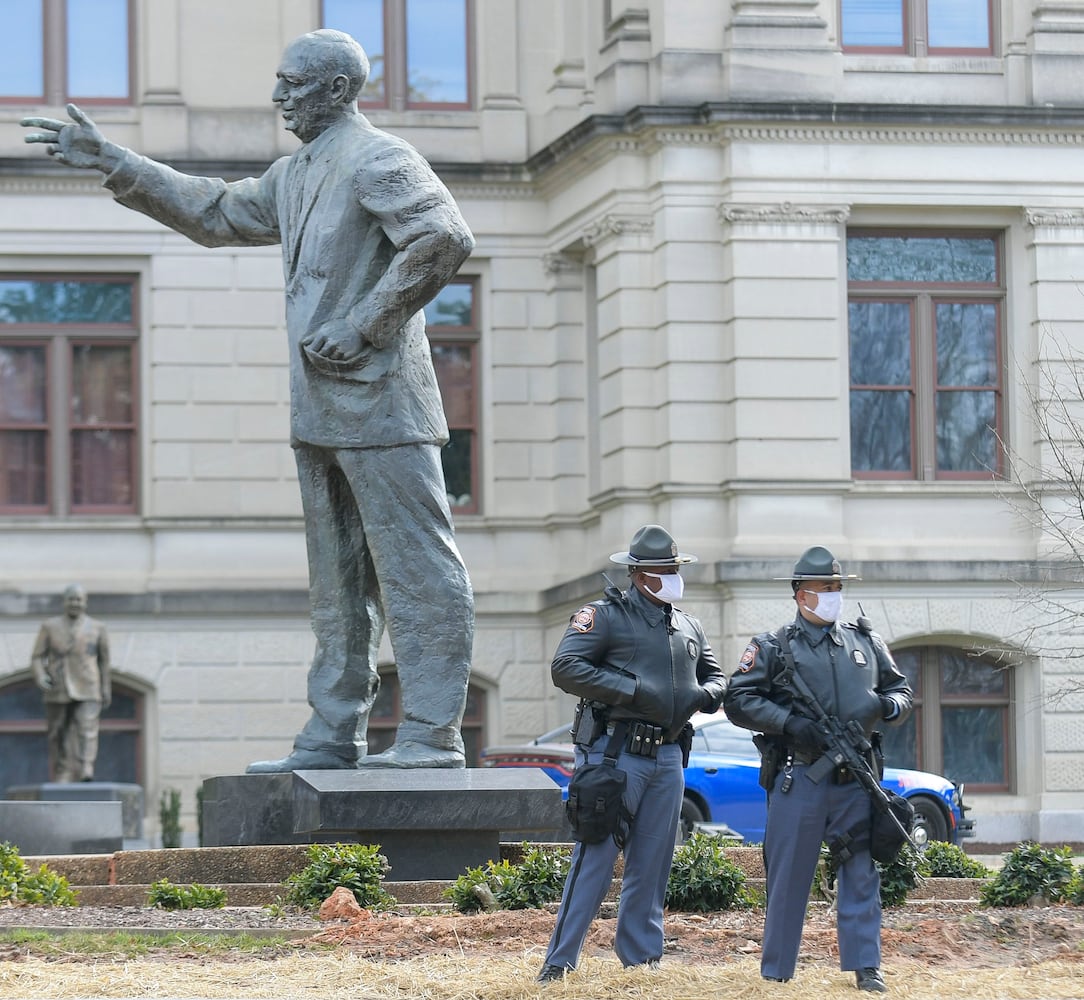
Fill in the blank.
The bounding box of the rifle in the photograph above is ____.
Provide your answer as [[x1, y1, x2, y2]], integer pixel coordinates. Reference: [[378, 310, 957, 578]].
[[775, 626, 921, 861]]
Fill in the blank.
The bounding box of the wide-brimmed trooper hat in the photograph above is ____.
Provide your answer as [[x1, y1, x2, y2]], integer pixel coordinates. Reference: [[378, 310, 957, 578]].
[[610, 524, 698, 567], [775, 545, 860, 582]]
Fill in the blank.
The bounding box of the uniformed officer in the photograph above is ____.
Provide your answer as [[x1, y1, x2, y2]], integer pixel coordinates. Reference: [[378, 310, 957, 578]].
[[723, 546, 913, 993], [537, 524, 727, 983], [30, 584, 112, 782]]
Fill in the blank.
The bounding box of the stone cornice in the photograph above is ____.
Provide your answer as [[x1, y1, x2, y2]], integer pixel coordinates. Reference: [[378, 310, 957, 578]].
[[719, 201, 851, 224], [581, 212, 653, 247]]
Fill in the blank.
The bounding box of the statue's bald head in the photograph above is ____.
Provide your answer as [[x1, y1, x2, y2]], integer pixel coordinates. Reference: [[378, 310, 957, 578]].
[[287, 29, 370, 102]]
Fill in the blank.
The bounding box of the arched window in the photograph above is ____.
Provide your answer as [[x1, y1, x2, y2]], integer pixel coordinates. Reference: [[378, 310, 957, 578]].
[[367, 669, 486, 764], [0, 676, 144, 790], [880, 645, 1013, 792]]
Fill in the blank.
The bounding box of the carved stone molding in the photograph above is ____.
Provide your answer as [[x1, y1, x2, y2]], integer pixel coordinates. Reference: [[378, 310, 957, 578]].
[[542, 251, 582, 276], [719, 202, 851, 225], [1024, 208, 1084, 228], [718, 124, 1084, 147], [581, 213, 653, 248]]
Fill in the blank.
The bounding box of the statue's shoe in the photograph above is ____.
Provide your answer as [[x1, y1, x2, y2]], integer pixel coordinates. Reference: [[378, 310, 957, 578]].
[[245, 749, 357, 773], [355, 740, 465, 769]]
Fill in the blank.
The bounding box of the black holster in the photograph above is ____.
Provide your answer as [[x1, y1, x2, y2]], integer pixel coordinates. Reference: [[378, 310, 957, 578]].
[[752, 733, 784, 791]]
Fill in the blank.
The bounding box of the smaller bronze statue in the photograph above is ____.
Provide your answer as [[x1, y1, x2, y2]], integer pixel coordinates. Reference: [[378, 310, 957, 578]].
[[30, 584, 112, 782]]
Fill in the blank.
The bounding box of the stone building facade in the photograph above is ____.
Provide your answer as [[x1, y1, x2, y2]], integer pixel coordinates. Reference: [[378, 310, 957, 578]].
[[0, 0, 1082, 844]]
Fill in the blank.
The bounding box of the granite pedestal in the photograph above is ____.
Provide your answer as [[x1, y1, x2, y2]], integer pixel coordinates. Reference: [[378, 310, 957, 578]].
[[0, 800, 123, 855], [201, 768, 563, 880], [5, 782, 144, 839]]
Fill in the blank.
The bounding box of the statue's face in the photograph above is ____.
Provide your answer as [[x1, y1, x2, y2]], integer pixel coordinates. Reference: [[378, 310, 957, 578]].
[[64, 588, 87, 618], [272, 40, 343, 143]]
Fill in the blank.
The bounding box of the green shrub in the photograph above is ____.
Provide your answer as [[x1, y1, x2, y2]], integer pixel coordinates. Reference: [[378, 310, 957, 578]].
[[282, 842, 395, 911], [148, 878, 227, 910], [444, 845, 571, 914], [665, 831, 756, 912], [815, 841, 919, 908], [980, 841, 1076, 907], [0, 842, 77, 906], [1065, 865, 1084, 906], [918, 841, 991, 879], [159, 788, 183, 849]]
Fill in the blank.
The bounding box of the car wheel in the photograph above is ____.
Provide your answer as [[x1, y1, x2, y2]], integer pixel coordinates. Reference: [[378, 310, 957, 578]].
[[678, 797, 705, 843], [909, 796, 949, 847]]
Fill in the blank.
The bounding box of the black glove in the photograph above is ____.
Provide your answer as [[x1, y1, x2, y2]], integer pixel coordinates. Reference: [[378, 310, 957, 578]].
[[783, 714, 824, 750], [879, 695, 897, 720], [699, 687, 720, 713]]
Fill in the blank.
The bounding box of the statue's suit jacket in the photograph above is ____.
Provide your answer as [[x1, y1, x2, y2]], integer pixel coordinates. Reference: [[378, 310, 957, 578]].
[[102, 114, 475, 450], [31, 614, 111, 704]]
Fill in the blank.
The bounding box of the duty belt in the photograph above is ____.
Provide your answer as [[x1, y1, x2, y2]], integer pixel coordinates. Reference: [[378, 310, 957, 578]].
[[785, 747, 858, 784], [606, 719, 677, 758]]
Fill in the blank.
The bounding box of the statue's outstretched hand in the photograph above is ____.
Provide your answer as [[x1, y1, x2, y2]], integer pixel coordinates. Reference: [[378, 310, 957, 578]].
[[21, 103, 111, 171]]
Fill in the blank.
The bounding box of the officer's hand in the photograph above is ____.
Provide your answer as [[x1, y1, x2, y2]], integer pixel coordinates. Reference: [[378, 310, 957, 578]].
[[783, 714, 824, 749], [879, 695, 898, 720], [699, 687, 722, 713]]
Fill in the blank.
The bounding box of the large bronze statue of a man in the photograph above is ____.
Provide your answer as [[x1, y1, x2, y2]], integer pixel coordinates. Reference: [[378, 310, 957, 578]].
[[23, 29, 475, 771], [31, 584, 112, 782]]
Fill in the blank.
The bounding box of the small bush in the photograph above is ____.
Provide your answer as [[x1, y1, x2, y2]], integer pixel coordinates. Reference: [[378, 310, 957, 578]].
[[815, 841, 920, 908], [666, 831, 756, 912], [444, 845, 571, 914], [918, 841, 991, 879], [980, 841, 1076, 907], [159, 788, 183, 849], [147, 878, 226, 910], [282, 842, 395, 911], [1065, 865, 1084, 906], [0, 842, 76, 906]]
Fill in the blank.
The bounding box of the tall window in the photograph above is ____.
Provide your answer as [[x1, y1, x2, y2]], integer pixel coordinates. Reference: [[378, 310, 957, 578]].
[[0, 276, 139, 515], [426, 279, 479, 514], [840, 0, 993, 55], [0, 676, 144, 787], [847, 231, 1004, 480], [880, 645, 1013, 792], [0, 0, 132, 104], [322, 0, 471, 109], [367, 669, 486, 763]]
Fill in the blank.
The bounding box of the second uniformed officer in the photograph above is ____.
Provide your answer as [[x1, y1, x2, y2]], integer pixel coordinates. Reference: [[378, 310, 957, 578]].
[[723, 546, 913, 992], [537, 524, 727, 982]]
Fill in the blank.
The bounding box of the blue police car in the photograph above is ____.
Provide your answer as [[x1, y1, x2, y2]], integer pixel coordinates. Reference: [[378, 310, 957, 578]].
[[480, 712, 974, 846]]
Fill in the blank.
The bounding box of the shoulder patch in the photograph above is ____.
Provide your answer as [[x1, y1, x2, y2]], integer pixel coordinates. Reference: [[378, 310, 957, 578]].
[[738, 642, 758, 672], [570, 606, 596, 633]]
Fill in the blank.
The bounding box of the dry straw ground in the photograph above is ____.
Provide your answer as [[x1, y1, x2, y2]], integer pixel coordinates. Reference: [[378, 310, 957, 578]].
[[0, 902, 1082, 999]]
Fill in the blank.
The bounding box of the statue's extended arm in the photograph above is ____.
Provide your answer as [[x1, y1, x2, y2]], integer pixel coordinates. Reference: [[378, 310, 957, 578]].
[[24, 104, 281, 249]]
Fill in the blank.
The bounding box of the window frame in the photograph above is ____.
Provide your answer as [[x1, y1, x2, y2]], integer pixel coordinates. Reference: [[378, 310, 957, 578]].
[[0, 273, 140, 516], [0, 0, 135, 106], [847, 228, 1006, 482], [427, 276, 480, 515], [885, 644, 1014, 793], [839, 0, 995, 57], [321, 0, 473, 111]]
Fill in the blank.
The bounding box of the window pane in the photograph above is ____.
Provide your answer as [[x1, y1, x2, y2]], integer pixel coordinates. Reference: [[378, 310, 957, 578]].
[[0, 679, 48, 721], [441, 426, 472, 508], [425, 281, 473, 327], [0, 345, 47, 422], [66, 0, 129, 98], [928, 0, 990, 50], [432, 343, 473, 425], [0, 0, 43, 97], [72, 344, 133, 423], [0, 732, 50, 788], [0, 432, 47, 506], [96, 730, 138, 783], [936, 389, 996, 471], [937, 302, 997, 386], [841, 0, 904, 48], [406, 0, 468, 104], [847, 236, 997, 283], [71, 428, 133, 507], [942, 706, 1006, 784], [889, 648, 922, 694], [940, 650, 1008, 696], [849, 301, 911, 385], [0, 279, 133, 324], [851, 390, 912, 471], [323, 0, 386, 103], [878, 712, 918, 770]]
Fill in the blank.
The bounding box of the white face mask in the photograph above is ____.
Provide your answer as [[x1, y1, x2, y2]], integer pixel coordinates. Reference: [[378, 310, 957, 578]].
[[642, 572, 684, 604], [803, 589, 842, 622]]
